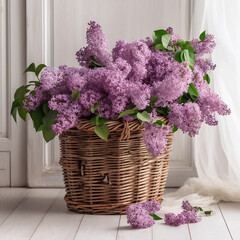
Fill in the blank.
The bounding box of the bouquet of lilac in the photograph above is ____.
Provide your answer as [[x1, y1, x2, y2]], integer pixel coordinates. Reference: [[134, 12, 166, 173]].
[[11, 21, 230, 156]]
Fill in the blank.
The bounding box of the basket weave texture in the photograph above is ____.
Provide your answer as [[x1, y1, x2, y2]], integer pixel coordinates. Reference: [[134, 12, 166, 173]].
[[59, 117, 173, 215]]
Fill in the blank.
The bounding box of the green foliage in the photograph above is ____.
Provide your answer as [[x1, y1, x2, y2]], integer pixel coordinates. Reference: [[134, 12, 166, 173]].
[[150, 96, 159, 104], [24, 63, 36, 73], [94, 124, 109, 142], [149, 213, 163, 220], [90, 114, 107, 126], [71, 89, 80, 101], [91, 103, 100, 113], [153, 30, 171, 51], [35, 64, 47, 77], [153, 119, 166, 127], [24, 63, 46, 78], [188, 83, 199, 97], [162, 34, 171, 48], [89, 56, 104, 69], [173, 124, 178, 133], [29, 106, 45, 131], [117, 109, 136, 119], [203, 74, 210, 84], [199, 30, 206, 41], [156, 106, 171, 117], [136, 111, 150, 122]]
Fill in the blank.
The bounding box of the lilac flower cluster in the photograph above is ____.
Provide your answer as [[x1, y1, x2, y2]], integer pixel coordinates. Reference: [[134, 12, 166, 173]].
[[22, 21, 231, 156], [126, 200, 202, 229], [126, 200, 161, 228], [164, 201, 201, 226]]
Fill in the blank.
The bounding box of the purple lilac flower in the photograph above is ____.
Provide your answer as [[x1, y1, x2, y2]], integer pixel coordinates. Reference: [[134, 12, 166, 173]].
[[39, 67, 68, 95], [76, 21, 111, 67], [194, 72, 231, 125], [191, 34, 216, 57], [164, 213, 186, 226], [182, 200, 196, 211], [126, 200, 161, 229], [23, 87, 46, 111], [112, 40, 151, 82], [143, 123, 171, 157], [165, 201, 201, 226], [168, 102, 202, 137], [140, 200, 161, 214], [128, 82, 150, 110], [151, 61, 192, 106], [48, 94, 81, 134], [126, 205, 155, 229], [194, 57, 216, 76], [166, 27, 182, 44]]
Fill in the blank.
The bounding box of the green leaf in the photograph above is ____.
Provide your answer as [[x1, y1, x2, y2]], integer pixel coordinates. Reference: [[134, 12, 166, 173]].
[[71, 89, 80, 101], [162, 34, 171, 48], [150, 97, 159, 104], [156, 106, 170, 117], [35, 64, 47, 77], [189, 65, 194, 71], [198, 207, 203, 212], [24, 63, 36, 73], [180, 49, 195, 67], [177, 40, 190, 49], [204, 210, 212, 216], [145, 106, 153, 113], [199, 30, 206, 41], [89, 56, 104, 69], [188, 83, 199, 97], [203, 74, 210, 84], [29, 81, 41, 86], [42, 110, 58, 131], [149, 213, 163, 220], [11, 99, 21, 122], [29, 107, 45, 131], [173, 124, 178, 133], [14, 85, 30, 101], [117, 109, 135, 119], [91, 103, 100, 114], [174, 50, 182, 63], [153, 119, 166, 127], [136, 111, 150, 122], [154, 29, 168, 38], [94, 124, 109, 141], [18, 105, 27, 121], [155, 43, 166, 51], [41, 125, 56, 142], [90, 115, 107, 126], [42, 103, 50, 115]]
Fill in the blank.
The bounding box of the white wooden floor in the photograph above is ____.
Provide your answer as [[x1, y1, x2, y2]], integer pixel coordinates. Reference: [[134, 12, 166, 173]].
[[0, 188, 239, 240]]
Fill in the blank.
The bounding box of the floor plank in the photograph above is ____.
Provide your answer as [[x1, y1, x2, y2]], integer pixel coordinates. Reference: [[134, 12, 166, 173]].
[[153, 221, 191, 240], [0, 188, 28, 225], [218, 202, 240, 240], [117, 215, 152, 240], [74, 214, 120, 240], [0, 188, 61, 240], [188, 204, 232, 240], [30, 190, 83, 240]]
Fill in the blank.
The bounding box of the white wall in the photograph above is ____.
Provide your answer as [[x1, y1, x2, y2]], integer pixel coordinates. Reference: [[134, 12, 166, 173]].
[[0, 0, 27, 186]]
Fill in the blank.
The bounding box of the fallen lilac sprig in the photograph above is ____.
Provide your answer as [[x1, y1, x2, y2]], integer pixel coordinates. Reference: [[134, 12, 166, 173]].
[[126, 200, 212, 229]]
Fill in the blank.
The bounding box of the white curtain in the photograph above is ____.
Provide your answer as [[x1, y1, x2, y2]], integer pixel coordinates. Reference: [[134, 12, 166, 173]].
[[163, 0, 240, 208]]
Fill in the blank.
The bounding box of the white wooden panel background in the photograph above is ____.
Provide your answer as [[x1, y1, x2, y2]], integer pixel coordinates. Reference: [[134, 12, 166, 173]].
[[0, 0, 27, 186], [27, 0, 196, 187]]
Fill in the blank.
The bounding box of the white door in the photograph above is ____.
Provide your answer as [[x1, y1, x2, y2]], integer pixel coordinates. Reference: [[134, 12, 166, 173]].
[[27, 0, 197, 187], [0, 0, 27, 186]]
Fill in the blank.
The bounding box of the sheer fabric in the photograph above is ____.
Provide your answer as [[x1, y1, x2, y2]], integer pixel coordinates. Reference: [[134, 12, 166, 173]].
[[163, 0, 240, 209]]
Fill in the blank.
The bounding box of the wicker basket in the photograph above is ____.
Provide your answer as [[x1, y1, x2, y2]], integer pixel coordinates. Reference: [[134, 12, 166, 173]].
[[59, 117, 173, 214]]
